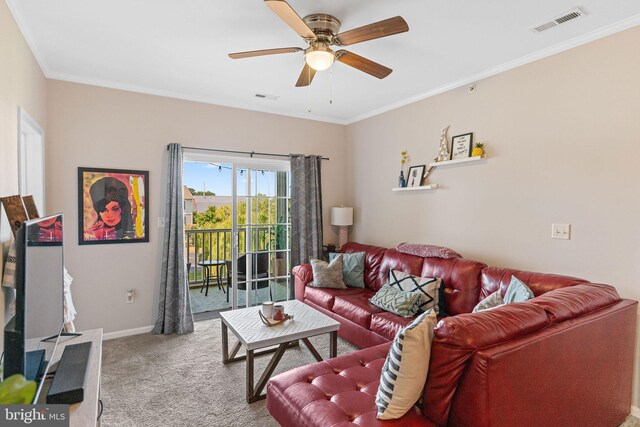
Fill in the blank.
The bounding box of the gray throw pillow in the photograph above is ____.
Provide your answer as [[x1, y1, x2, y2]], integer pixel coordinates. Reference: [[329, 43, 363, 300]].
[[504, 275, 534, 303], [309, 255, 347, 289], [329, 252, 365, 288], [369, 285, 422, 318], [472, 275, 533, 313], [472, 290, 505, 313]]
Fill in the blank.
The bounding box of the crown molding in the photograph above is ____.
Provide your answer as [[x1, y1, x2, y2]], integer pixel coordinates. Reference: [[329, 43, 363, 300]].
[[7, 0, 640, 127], [345, 15, 640, 125], [46, 71, 348, 125]]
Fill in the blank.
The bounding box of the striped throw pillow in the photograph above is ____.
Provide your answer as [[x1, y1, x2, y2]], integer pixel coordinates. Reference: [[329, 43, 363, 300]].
[[376, 309, 437, 420]]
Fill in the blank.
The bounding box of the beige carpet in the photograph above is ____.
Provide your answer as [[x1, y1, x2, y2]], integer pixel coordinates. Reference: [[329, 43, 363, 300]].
[[102, 318, 640, 427], [101, 318, 356, 426]]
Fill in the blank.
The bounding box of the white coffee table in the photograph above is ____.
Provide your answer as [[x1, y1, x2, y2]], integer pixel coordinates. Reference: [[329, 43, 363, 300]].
[[219, 299, 340, 403]]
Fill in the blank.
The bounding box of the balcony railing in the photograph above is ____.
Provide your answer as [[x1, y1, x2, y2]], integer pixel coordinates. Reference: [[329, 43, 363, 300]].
[[185, 227, 290, 287]]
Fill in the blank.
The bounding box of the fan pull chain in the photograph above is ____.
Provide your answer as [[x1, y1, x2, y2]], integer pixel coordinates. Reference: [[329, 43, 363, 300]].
[[307, 66, 311, 113], [329, 66, 333, 105]]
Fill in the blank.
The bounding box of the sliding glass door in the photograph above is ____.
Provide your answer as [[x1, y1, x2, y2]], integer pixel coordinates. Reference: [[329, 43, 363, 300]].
[[184, 154, 291, 314], [234, 167, 291, 308]]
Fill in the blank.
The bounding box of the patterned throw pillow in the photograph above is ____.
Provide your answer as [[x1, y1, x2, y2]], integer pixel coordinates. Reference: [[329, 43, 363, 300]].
[[309, 255, 347, 289], [388, 270, 441, 314], [329, 251, 365, 288], [369, 285, 422, 318], [376, 309, 437, 420], [396, 242, 462, 259]]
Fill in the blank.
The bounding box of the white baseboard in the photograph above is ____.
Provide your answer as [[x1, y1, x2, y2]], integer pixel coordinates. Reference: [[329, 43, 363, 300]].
[[103, 325, 154, 341], [631, 405, 640, 418]]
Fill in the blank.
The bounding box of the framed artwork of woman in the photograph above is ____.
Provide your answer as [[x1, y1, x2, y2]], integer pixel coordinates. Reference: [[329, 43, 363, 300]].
[[78, 167, 149, 245]]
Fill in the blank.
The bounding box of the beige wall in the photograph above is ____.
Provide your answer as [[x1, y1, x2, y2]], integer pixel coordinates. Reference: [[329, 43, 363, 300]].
[[346, 25, 640, 302], [45, 80, 347, 334], [0, 2, 47, 346], [346, 26, 640, 407]]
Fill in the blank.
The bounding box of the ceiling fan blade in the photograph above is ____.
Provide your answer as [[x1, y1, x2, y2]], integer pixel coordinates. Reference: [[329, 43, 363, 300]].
[[265, 0, 316, 40], [295, 63, 316, 87], [228, 47, 303, 59], [336, 50, 392, 79], [336, 16, 408, 46]]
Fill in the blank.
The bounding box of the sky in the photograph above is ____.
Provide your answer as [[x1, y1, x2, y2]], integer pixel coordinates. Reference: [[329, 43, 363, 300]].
[[184, 161, 282, 196]]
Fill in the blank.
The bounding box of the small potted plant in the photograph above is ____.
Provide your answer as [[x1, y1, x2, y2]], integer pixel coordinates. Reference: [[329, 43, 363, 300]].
[[0, 373, 37, 404], [472, 142, 485, 157]]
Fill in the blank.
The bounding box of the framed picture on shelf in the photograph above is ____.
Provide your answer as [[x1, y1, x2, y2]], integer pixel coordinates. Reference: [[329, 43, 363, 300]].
[[450, 133, 473, 160], [407, 165, 426, 188], [78, 167, 149, 245]]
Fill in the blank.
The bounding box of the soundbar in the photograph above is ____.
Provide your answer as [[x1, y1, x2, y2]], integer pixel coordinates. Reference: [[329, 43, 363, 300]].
[[46, 342, 92, 404]]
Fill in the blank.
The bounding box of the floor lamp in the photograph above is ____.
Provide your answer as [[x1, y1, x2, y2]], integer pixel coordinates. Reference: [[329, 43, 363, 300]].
[[331, 207, 353, 250]]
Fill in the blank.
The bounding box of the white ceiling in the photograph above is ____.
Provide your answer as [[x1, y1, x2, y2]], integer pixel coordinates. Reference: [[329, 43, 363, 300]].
[[8, 1, 640, 124]]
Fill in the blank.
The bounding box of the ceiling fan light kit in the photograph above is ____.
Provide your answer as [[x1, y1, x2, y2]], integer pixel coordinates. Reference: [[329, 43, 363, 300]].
[[228, 0, 409, 87], [304, 44, 335, 71]]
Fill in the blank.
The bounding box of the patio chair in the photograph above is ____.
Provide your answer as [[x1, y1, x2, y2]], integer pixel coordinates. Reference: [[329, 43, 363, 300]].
[[226, 252, 272, 302]]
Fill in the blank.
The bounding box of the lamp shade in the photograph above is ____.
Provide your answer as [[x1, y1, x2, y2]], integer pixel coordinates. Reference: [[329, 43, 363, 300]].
[[331, 207, 353, 226]]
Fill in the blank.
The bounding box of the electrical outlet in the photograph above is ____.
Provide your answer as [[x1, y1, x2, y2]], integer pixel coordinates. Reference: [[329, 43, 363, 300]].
[[551, 223, 571, 240], [126, 289, 135, 303]]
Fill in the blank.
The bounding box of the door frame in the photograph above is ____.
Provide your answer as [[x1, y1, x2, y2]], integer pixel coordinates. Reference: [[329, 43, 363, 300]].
[[183, 151, 290, 310], [17, 107, 46, 214]]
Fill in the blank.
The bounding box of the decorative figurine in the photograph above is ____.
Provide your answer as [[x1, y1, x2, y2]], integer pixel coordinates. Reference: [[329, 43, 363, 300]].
[[437, 126, 450, 162]]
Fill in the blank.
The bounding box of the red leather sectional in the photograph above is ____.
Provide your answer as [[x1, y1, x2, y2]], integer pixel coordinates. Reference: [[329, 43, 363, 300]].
[[266, 242, 637, 426]]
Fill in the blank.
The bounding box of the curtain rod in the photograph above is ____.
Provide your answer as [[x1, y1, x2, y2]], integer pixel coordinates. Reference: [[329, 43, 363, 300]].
[[169, 145, 329, 161]]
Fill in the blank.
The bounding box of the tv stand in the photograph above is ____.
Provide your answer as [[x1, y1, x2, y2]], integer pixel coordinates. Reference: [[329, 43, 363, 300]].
[[42, 331, 82, 342], [34, 329, 103, 427]]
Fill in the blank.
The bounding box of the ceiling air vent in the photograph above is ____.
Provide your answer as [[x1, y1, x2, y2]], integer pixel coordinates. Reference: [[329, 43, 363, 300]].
[[254, 93, 279, 101], [531, 8, 587, 33]]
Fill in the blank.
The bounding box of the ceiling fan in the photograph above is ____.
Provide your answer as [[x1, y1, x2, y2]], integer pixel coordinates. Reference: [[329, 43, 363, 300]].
[[228, 0, 409, 87]]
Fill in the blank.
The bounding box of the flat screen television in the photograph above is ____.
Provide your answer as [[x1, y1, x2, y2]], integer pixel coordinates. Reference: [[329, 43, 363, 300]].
[[3, 213, 64, 401]]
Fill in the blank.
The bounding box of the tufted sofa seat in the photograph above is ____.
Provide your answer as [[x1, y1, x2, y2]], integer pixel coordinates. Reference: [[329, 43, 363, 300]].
[[267, 242, 637, 426], [267, 342, 435, 426]]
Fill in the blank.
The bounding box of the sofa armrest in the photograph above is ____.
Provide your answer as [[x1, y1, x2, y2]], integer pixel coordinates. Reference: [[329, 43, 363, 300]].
[[423, 303, 550, 426], [292, 264, 313, 301], [449, 299, 637, 427]]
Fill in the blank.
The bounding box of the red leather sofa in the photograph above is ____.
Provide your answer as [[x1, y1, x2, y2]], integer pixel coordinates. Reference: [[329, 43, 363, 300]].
[[266, 242, 637, 426]]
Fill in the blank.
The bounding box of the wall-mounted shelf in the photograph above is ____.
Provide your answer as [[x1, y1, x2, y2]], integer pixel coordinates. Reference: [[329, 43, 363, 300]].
[[392, 184, 438, 192], [429, 155, 485, 168]]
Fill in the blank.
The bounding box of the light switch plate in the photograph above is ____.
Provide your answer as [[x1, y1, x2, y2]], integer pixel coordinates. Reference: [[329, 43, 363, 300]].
[[552, 223, 571, 240], [158, 217, 165, 228]]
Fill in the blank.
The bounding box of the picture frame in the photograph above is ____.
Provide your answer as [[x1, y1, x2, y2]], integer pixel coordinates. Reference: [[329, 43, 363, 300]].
[[450, 133, 473, 160], [407, 165, 426, 188], [78, 167, 149, 245]]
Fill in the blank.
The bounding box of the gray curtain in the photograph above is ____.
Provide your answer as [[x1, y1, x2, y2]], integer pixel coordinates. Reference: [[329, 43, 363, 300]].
[[152, 143, 194, 335], [290, 155, 323, 271]]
